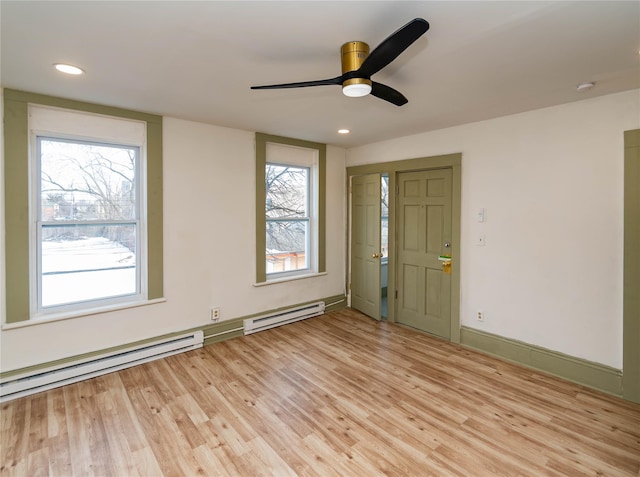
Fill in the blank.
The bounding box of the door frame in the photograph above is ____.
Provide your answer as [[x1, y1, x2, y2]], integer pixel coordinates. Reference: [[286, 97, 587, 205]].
[[347, 153, 462, 343], [623, 129, 640, 403]]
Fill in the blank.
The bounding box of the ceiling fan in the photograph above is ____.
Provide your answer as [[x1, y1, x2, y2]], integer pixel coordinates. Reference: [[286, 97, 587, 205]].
[[251, 18, 429, 106]]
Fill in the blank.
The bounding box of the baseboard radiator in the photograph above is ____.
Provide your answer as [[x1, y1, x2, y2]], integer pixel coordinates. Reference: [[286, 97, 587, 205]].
[[0, 331, 204, 402], [244, 301, 325, 335]]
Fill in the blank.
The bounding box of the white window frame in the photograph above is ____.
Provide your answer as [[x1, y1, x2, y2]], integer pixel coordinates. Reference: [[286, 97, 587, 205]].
[[28, 105, 148, 318], [265, 142, 319, 280]]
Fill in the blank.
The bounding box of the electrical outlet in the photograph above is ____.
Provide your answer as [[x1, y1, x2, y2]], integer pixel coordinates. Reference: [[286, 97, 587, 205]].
[[210, 307, 220, 322], [477, 311, 484, 322]]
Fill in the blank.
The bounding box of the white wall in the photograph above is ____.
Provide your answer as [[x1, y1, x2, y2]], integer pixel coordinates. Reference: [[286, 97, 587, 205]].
[[347, 89, 639, 369], [2, 90, 636, 372], [0, 117, 347, 371]]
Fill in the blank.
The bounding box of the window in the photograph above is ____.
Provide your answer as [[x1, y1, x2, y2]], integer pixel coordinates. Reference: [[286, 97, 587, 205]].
[[36, 137, 141, 310], [266, 163, 311, 274], [29, 105, 149, 316], [3, 89, 163, 324], [255, 133, 326, 283]]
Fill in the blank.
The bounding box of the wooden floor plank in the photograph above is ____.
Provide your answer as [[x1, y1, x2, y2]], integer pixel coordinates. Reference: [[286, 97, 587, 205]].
[[1, 308, 639, 476]]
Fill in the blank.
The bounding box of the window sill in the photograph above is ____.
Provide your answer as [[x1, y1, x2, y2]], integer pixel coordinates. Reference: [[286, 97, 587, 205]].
[[253, 272, 327, 287], [1, 297, 166, 330]]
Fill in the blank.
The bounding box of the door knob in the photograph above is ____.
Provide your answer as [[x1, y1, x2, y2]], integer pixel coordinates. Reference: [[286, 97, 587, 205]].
[[444, 242, 451, 248], [372, 253, 379, 259]]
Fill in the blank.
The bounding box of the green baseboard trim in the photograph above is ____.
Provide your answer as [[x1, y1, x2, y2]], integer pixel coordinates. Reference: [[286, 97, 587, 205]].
[[460, 326, 623, 397], [324, 294, 348, 313], [1, 295, 347, 380], [202, 318, 245, 346], [202, 294, 346, 346], [0, 327, 201, 380]]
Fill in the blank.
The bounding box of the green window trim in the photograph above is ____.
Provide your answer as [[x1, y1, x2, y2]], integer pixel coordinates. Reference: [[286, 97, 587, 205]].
[[3, 89, 163, 324], [255, 133, 326, 283]]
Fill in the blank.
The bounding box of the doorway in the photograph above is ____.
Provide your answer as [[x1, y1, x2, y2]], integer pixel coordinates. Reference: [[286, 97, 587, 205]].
[[381, 174, 389, 319], [347, 153, 462, 343]]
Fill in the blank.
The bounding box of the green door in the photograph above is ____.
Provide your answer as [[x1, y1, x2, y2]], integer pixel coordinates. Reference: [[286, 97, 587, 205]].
[[351, 174, 382, 320], [396, 169, 452, 338]]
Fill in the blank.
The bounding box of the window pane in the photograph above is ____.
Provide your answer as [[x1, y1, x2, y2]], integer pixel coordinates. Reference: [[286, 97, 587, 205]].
[[266, 220, 308, 273], [41, 224, 137, 307], [40, 138, 137, 221], [266, 164, 308, 219]]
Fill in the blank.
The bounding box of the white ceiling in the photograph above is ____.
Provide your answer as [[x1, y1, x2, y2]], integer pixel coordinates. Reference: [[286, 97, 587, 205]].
[[2, 1, 639, 147]]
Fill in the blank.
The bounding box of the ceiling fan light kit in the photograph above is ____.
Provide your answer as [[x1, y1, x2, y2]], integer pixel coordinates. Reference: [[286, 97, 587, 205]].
[[343, 81, 372, 97], [341, 41, 372, 97], [251, 18, 429, 106]]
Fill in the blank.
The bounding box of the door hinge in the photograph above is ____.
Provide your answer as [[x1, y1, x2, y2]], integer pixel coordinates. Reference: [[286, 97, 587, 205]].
[[395, 290, 398, 299], [396, 185, 399, 194]]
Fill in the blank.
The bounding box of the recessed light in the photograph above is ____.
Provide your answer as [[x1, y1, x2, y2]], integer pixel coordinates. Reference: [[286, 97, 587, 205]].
[[576, 81, 594, 92], [54, 63, 84, 75], [338, 129, 350, 134]]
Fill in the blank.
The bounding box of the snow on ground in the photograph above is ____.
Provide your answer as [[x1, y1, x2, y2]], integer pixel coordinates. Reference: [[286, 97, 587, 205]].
[[42, 237, 135, 273], [41, 237, 136, 307]]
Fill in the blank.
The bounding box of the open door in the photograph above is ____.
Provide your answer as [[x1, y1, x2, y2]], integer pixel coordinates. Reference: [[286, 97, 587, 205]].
[[351, 174, 382, 320]]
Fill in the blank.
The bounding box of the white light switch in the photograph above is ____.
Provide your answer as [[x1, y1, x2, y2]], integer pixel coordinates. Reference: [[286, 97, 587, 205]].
[[477, 208, 485, 223]]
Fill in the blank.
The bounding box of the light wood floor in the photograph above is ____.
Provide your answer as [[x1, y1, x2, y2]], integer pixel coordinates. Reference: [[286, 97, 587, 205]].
[[2, 308, 639, 476]]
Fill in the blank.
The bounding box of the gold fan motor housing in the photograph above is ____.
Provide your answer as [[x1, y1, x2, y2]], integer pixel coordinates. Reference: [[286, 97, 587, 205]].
[[341, 41, 372, 88]]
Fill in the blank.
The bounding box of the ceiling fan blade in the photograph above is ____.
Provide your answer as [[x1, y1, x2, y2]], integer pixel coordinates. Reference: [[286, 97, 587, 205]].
[[251, 76, 342, 90], [371, 82, 408, 106], [357, 18, 429, 78]]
